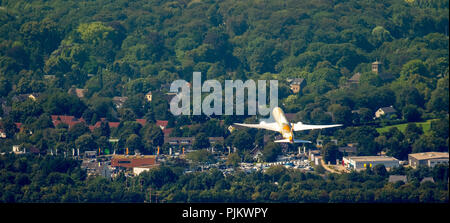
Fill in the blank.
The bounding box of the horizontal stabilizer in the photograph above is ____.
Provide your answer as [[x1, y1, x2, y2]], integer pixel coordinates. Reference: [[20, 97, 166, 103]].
[[274, 139, 312, 143], [293, 139, 312, 143], [293, 123, 343, 131]]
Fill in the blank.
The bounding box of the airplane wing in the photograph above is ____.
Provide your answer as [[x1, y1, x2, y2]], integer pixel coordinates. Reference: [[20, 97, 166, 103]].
[[234, 122, 280, 132], [292, 122, 342, 131]]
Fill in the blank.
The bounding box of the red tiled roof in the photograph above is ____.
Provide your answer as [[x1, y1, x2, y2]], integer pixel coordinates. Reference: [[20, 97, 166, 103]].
[[51, 115, 85, 129], [136, 119, 147, 126], [28, 146, 41, 154], [88, 121, 105, 132], [109, 122, 120, 128], [156, 120, 168, 128], [15, 123, 22, 130], [111, 155, 157, 168], [94, 121, 102, 128], [163, 128, 173, 137]]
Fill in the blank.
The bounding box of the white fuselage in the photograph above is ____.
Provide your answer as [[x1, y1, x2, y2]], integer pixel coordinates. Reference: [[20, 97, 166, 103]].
[[273, 107, 293, 142]]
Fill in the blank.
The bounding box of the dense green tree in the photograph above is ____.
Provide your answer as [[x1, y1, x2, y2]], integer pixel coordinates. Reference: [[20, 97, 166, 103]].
[[42, 91, 86, 117], [404, 123, 424, 144], [226, 153, 241, 168], [141, 124, 164, 153], [193, 133, 211, 150], [262, 142, 282, 162], [427, 76, 449, 113], [0, 77, 11, 97], [402, 105, 422, 122], [328, 104, 352, 126], [400, 59, 429, 77], [230, 130, 253, 151], [321, 143, 342, 164], [186, 150, 216, 167], [68, 122, 90, 142], [75, 134, 97, 153], [125, 134, 143, 154]]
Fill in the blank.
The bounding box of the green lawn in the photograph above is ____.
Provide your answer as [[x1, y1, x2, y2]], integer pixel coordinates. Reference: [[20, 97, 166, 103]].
[[376, 119, 436, 134]]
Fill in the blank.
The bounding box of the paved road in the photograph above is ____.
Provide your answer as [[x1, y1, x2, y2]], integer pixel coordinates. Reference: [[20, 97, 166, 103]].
[[320, 159, 349, 174]]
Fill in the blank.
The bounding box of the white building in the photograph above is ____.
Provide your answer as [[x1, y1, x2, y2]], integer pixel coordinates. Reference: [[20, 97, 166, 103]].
[[408, 152, 449, 168], [343, 156, 399, 171], [12, 145, 25, 154], [133, 164, 159, 176]]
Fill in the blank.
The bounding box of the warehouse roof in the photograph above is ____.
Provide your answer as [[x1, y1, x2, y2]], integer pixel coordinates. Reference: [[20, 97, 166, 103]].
[[347, 156, 398, 162], [409, 152, 449, 161]]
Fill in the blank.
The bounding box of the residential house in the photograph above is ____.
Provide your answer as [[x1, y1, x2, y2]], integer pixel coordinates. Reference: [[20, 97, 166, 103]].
[[156, 120, 168, 130], [68, 86, 87, 98], [375, 106, 397, 119], [108, 122, 120, 128], [165, 137, 195, 146], [208, 137, 224, 145], [346, 72, 361, 87], [12, 145, 25, 154], [164, 137, 223, 147], [12, 93, 40, 102], [51, 115, 86, 129], [163, 128, 173, 138], [136, 119, 147, 126], [112, 96, 128, 109], [388, 175, 407, 183], [288, 78, 306, 94], [145, 91, 152, 102], [338, 144, 358, 156], [421, 177, 435, 184]]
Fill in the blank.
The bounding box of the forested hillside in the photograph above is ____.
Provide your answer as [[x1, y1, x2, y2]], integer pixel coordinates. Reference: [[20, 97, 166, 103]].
[[0, 0, 448, 203], [1, 0, 448, 158]]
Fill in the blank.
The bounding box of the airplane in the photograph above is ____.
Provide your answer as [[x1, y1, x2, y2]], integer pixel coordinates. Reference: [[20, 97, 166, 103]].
[[234, 107, 342, 143]]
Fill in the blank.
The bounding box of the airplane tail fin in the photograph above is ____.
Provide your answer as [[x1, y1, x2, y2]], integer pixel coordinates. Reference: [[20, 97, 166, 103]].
[[274, 139, 312, 143]]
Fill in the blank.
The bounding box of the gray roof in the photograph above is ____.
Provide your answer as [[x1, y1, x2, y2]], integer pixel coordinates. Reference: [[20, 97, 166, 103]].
[[388, 175, 407, 183], [348, 72, 361, 82], [409, 152, 449, 161], [379, 106, 397, 113], [290, 78, 305, 85], [338, 146, 357, 153], [420, 177, 435, 184]]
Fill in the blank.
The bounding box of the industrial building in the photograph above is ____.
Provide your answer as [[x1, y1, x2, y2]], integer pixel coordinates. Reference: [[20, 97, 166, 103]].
[[408, 152, 449, 168], [343, 156, 399, 171], [111, 155, 158, 169]]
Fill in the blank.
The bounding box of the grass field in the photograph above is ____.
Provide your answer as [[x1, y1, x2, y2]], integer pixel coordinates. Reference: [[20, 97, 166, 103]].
[[376, 119, 436, 134]]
